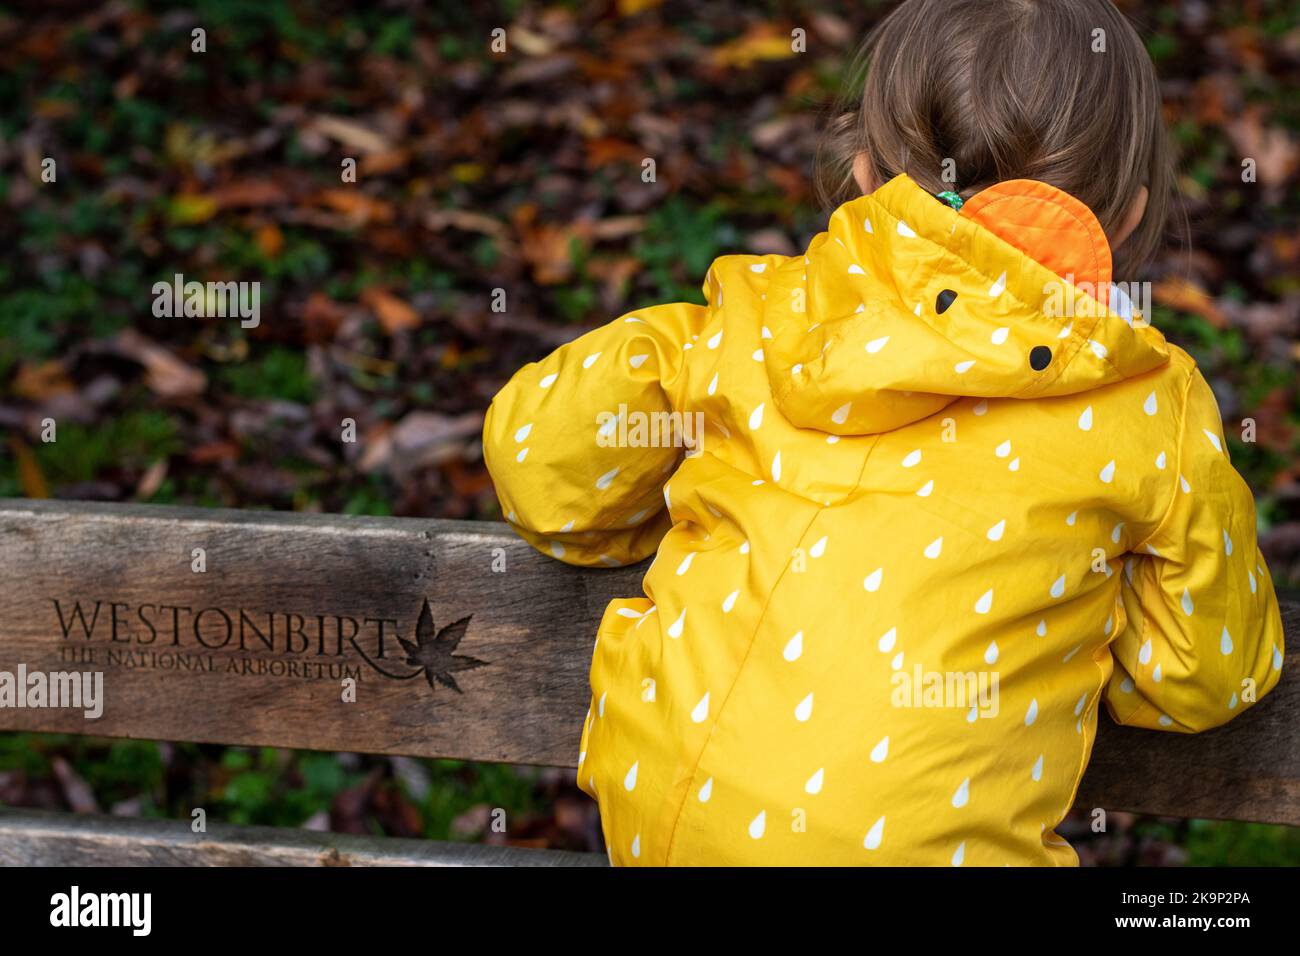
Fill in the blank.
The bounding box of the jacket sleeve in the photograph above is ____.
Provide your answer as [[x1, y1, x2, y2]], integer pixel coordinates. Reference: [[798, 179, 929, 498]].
[[482, 302, 706, 567], [1105, 369, 1285, 732]]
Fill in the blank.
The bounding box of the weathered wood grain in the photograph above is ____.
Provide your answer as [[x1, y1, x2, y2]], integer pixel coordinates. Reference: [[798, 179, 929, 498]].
[[0, 498, 644, 767], [0, 498, 1296, 827], [1076, 602, 1300, 826], [0, 808, 605, 866]]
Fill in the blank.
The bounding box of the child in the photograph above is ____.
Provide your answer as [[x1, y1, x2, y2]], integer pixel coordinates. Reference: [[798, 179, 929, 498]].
[[482, 0, 1285, 866]]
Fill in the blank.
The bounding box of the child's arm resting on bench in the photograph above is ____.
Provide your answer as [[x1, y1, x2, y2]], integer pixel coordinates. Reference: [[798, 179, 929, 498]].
[[483, 302, 706, 567], [1105, 369, 1285, 732]]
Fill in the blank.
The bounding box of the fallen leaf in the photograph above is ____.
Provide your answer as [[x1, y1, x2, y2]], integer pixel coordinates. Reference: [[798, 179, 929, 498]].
[[357, 422, 395, 473], [585, 138, 644, 170], [358, 148, 413, 176], [747, 228, 799, 257], [188, 441, 240, 465], [450, 803, 491, 839], [424, 209, 512, 242], [209, 179, 289, 209], [712, 23, 799, 69], [587, 255, 642, 306], [109, 329, 208, 398], [450, 163, 485, 184], [314, 189, 396, 224], [512, 207, 594, 286], [135, 459, 168, 499], [304, 114, 392, 154], [617, 0, 661, 14], [509, 27, 555, 57], [444, 459, 494, 498], [255, 223, 284, 258], [360, 288, 421, 333], [12, 360, 74, 400], [34, 98, 77, 119], [334, 346, 399, 377], [588, 215, 645, 241], [51, 756, 99, 814], [8, 436, 49, 499], [1226, 106, 1300, 187], [1153, 277, 1227, 328], [811, 12, 853, 46], [375, 411, 485, 473], [301, 291, 345, 343], [168, 193, 218, 224]]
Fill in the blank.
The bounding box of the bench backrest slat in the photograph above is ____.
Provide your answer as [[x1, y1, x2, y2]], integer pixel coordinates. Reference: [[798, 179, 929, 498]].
[[1, 499, 1296, 826]]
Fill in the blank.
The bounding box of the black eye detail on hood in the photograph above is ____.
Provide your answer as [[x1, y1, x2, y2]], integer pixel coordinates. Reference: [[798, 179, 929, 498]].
[[936, 289, 958, 314], [1029, 346, 1052, 371]]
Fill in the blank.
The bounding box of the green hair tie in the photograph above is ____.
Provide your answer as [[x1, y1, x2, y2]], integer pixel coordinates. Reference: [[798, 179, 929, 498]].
[[935, 190, 965, 211]]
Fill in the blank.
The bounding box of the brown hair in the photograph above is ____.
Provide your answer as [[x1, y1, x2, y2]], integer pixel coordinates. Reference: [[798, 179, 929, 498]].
[[815, 0, 1178, 275]]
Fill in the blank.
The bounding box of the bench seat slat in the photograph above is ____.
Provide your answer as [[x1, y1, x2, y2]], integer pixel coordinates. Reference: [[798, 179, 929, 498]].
[[0, 808, 604, 866]]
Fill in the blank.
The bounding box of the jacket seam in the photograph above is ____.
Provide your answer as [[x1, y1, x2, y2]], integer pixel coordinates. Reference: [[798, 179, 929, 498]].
[[1111, 364, 1196, 729], [660, 501, 830, 864], [1055, 552, 1138, 848], [1131, 364, 1197, 557], [1050, 640, 1112, 852], [1118, 561, 1154, 725]]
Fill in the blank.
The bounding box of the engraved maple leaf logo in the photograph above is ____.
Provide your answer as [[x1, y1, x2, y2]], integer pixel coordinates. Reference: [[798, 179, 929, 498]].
[[396, 599, 487, 693]]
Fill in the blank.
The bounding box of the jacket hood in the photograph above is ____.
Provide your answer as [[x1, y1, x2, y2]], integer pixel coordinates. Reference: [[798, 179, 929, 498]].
[[763, 175, 1171, 435]]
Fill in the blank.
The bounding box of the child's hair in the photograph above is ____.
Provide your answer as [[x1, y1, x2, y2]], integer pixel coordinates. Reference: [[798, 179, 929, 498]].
[[816, 0, 1176, 274]]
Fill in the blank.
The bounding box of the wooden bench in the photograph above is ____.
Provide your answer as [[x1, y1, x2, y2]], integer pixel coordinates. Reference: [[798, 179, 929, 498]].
[[0, 498, 1295, 865]]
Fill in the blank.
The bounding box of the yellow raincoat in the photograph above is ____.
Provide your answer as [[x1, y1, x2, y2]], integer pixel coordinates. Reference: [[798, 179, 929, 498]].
[[482, 175, 1285, 866]]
